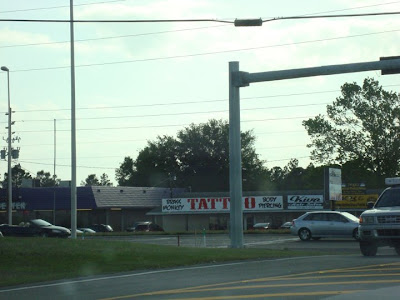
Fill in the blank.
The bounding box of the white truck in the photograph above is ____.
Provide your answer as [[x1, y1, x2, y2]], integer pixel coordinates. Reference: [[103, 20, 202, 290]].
[[358, 177, 400, 256]]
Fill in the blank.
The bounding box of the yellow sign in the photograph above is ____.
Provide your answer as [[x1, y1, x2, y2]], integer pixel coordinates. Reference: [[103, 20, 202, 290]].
[[337, 194, 379, 209]]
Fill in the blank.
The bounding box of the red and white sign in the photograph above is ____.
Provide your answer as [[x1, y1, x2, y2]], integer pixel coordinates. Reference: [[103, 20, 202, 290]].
[[162, 196, 283, 213]]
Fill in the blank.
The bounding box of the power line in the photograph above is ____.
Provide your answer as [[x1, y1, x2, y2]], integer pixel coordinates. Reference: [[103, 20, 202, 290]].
[[10, 84, 399, 114], [2, 11, 400, 23], [7, 28, 400, 73], [18, 160, 116, 170], [0, 0, 127, 14], [0, 25, 228, 49], [12, 103, 328, 123], [299, 1, 400, 16], [263, 11, 400, 23], [2, 1, 398, 49], [0, 18, 233, 24], [13, 115, 317, 133]]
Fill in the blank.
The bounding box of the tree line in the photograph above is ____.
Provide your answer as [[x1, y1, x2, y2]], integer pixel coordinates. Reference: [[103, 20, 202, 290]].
[[2, 78, 399, 191]]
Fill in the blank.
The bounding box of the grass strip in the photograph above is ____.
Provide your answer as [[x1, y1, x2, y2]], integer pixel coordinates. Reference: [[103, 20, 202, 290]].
[[0, 237, 319, 287]]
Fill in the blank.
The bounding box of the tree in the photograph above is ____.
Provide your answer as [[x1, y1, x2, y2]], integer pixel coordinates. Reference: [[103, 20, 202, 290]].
[[2, 164, 32, 188], [100, 173, 113, 186], [82, 173, 113, 186], [115, 157, 135, 186], [36, 170, 59, 187], [303, 78, 400, 177], [115, 119, 270, 191]]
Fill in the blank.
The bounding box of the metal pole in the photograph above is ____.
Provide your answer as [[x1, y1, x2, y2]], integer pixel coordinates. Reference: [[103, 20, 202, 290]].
[[70, 0, 77, 238], [1, 67, 12, 225], [238, 58, 400, 86], [7, 104, 12, 225], [53, 119, 56, 224], [229, 61, 243, 248]]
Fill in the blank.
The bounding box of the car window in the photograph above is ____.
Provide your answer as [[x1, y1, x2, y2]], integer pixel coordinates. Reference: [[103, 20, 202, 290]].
[[304, 213, 327, 221], [375, 189, 400, 207], [328, 213, 347, 222]]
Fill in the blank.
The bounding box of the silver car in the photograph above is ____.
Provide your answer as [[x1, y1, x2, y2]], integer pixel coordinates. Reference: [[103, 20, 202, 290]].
[[290, 211, 360, 241]]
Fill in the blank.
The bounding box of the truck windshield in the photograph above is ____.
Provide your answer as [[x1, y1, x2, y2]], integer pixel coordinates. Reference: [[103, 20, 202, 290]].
[[375, 189, 400, 208]]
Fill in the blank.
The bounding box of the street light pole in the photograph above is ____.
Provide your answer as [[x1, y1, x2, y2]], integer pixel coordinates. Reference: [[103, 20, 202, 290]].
[[69, 0, 77, 238], [1, 66, 12, 225]]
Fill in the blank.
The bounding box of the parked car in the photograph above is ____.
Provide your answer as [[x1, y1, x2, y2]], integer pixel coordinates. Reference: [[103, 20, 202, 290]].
[[250, 223, 270, 230], [0, 219, 71, 238], [89, 224, 113, 232], [290, 211, 360, 241], [126, 222, 164, 232], [280, 221, 292, 229], [78, 228, 96, 234]]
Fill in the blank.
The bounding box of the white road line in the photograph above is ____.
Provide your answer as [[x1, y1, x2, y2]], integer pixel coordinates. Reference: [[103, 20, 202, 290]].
[[0, 256, 327, 294]]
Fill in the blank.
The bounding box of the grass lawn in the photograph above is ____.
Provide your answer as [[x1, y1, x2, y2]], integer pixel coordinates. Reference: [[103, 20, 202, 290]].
[[0, 237, 319, 287]]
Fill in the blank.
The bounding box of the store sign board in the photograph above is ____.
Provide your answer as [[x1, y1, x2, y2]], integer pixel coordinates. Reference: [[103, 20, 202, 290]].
[[162, 196, 283, 213], [287, 195, 324, 210], [338, 194, 379, 209]]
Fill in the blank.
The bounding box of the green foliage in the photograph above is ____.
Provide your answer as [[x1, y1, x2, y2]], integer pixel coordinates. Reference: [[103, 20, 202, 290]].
[[303, 78, 400, 177], [0, 237, 320, 287], [36, 170, 59, 187], [81, 173, 113, 186], [268, 160, 324, 190], [2, 163, 32, 188], [116, 119, 270, 191]]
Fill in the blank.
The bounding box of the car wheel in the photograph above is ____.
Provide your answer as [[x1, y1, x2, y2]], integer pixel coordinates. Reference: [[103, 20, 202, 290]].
[[359, 241, 377, 256], [298, 228, 311, 241], [353, 228, 360, 241]]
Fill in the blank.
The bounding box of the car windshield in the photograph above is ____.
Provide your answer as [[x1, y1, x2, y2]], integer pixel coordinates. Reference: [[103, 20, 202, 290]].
[[30, 219, 52, 227], [375, 189, 400, 207]]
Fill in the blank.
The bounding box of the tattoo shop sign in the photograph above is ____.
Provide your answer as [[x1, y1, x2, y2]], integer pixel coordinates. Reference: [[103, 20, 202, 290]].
[[162, 196, 283, 213], [287, 195, 324, 210]]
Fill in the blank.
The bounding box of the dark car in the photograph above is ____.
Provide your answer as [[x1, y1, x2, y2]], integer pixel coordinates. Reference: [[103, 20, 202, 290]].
[[89, 224, 113, 232], [126, 222, 164, 232], [0, 219, 71, 238]]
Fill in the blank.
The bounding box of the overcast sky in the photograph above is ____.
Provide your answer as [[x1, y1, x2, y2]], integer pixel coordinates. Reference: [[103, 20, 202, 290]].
[[0, 0, 399, 186]]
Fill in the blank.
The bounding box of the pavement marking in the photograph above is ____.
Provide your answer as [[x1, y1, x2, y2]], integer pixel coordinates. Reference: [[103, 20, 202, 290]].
[[0, 256, 306, 294], [99, 263, 400, 299], [166, 290, 363, 300], [244, 237, 299, 246]]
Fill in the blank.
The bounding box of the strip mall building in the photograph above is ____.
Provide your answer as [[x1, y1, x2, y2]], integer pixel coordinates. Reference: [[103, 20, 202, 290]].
[[0, 186, 380, 231]]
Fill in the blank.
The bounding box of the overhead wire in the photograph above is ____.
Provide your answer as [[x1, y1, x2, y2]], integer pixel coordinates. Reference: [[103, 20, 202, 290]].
[[0, 25, 228, 49], [0, 0, 127, 14], [13, 115, 317, 133], [5, 28, 400, 73], [7, 84, 399, 114], [11, 102, 328, 123], [1, 1, 399, 50]]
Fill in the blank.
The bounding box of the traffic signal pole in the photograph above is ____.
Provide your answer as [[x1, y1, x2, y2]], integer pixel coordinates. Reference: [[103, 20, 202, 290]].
[[228, 57, 400, 248]]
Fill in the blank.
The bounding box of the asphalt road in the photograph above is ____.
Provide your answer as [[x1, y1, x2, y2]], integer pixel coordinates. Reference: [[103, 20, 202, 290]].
[[1, 234, 399, 300]]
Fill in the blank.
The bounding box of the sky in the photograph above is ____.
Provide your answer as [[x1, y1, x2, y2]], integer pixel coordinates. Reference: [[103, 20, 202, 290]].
[[0, 0, 399, 187]]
